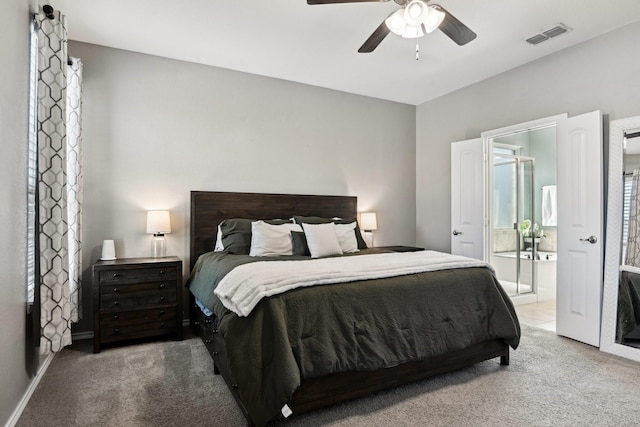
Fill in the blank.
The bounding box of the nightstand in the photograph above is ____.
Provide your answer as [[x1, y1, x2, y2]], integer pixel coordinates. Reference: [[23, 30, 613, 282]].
[[93, 256, 183, 353], [377, 246, 425, 252]]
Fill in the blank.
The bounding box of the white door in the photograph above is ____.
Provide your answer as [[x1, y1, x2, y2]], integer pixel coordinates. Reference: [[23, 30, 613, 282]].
[[451, 138, 485, 260], [556, 111, 603, 347]]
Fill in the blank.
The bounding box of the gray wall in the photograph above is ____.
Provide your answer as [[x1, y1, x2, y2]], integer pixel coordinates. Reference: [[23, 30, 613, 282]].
[[1, 0, 36, 425], [68, 41, 417, 333], [416, 21, 640, 252]]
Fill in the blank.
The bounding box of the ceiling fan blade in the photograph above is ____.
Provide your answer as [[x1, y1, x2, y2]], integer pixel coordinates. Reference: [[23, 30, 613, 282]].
[[358, 20, 391, 53], [435, 5, 477, 46], [307, 0, 389, 4]]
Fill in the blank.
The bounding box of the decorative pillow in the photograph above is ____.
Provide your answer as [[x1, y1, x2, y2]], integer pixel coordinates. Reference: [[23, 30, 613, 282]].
[[290, 231, 311, 256], [293, 216, 368, 249], [214, 225, 224, 252], [334, 222, 359, 253], [220, 218, 290, 255], [249, 221, 302, 257], [301, 223, 343, 258]]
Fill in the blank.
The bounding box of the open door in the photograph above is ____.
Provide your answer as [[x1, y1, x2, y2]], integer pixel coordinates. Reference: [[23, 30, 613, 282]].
[[556, 111, 603, 347], [451, 138, 484, 260]]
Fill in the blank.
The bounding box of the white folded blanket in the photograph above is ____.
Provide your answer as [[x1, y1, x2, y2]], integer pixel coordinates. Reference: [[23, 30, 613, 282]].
[[214, 250, 491, 317]]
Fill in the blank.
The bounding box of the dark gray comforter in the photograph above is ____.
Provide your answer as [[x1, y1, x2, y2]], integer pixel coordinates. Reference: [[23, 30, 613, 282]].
[[186, 250, 520, 426]]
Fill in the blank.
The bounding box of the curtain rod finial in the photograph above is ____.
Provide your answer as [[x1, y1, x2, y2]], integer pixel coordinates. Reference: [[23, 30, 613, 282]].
[[43, 5, 55, 20]]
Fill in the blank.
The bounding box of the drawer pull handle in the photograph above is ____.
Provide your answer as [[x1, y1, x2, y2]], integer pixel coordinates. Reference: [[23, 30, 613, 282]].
[[113, 301, 119, 306], [231, 384, 238, 390], [205, 339, 212, 344], [214, 352, 220, 356], [159, 283, 166, 289], [160, 310, 165, 315], [114, 328, 119, 334], [159, 296, 165, 302], [213, 329, 218, 334], [205, 319, 212, 324], [113, 315, 119, 320], [160, 323, 165, 328], [113, 287, 119, 293], [159, 270, 165, 275], [113, 273, 120, 278]]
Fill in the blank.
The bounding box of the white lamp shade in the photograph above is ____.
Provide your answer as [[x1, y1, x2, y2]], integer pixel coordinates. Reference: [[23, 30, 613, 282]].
[[360, 212, 378, 231], [401, 24, 425, 39], [146, 210, 171, 234], [424, 7, 445, 33], [385, 10, 407, 36], [404, 0, 429, 26]]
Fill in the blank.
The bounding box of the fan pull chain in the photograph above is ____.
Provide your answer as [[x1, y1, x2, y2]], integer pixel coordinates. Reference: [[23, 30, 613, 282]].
[[415, 40, 420, 61]]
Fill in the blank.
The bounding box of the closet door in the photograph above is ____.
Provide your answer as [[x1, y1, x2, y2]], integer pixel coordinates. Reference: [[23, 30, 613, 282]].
[[451, 138, 485, 260], [556, 110, 603, 347]]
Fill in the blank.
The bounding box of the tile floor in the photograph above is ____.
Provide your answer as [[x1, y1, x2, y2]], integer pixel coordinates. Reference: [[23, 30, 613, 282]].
[[514, 299, 556, 332]]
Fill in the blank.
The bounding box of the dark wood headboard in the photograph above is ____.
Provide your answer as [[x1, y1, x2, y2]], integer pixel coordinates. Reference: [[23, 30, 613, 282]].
[[189, 191, 357, 270]]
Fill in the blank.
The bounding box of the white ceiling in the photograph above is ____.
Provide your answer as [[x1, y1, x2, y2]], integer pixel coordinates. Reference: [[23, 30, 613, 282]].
[[51, 0, 640, 105]]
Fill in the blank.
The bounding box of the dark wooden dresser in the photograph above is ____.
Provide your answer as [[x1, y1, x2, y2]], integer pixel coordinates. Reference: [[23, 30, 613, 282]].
[[93, 256, 183, 353]]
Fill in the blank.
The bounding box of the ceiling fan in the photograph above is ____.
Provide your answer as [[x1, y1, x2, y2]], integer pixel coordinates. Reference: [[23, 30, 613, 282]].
[[307, 0, 476, 54]]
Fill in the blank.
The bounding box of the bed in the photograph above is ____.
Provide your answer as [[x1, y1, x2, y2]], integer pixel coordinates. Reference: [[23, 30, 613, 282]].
[[187, 191, 520, 427]]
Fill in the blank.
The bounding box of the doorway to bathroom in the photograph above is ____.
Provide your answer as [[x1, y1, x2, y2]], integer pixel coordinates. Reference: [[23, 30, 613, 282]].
[[488, 126, 558, 304], [451, 111, 603, 345]]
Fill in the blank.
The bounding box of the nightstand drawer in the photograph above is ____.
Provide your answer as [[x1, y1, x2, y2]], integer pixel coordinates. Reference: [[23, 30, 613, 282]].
[[100, 289, 177, 309], [100, 281, 175, 295], [100, 319, 177, 339], [99, 266, 178, 283], [100, 307, 174, 324]]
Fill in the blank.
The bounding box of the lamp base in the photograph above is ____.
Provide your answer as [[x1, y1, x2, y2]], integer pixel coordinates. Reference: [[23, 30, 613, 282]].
[[151, 234, 167, 258], [364, 231, 375, 248]]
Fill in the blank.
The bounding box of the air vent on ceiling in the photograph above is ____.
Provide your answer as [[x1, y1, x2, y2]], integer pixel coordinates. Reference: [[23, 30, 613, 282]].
[[526, 23, 571, 46]]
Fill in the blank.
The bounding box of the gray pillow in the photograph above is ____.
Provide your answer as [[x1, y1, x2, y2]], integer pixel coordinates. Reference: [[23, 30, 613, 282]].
[[220, 218, 290, 255], [290, 231, 311, 256], [293, 216, 368, 250]]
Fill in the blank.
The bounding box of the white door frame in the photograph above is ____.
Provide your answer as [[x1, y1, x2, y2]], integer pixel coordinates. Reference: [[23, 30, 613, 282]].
[[481, 115, 567, 306]]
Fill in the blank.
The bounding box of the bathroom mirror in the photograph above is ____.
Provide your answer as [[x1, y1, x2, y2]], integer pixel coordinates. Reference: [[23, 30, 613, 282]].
[[600, 115, 640, 362]]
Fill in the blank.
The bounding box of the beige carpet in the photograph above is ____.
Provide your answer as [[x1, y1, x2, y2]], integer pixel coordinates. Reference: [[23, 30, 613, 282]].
[[17, 326, 640, 427]]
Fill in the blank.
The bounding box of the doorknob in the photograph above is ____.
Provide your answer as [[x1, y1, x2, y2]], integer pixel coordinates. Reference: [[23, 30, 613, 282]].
[[579, 236, 597, 244], [452, 230, 463, 236]]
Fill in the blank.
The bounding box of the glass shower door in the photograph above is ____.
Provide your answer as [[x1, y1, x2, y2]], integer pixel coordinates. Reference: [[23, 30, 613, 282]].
[[492, 151, 535, 296]]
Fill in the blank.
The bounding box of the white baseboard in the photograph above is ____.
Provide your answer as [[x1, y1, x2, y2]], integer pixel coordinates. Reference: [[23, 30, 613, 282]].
[[5, 353, 55, 427]]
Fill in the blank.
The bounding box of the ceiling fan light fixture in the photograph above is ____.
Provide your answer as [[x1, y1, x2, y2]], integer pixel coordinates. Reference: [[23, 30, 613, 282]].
[[424, 6, 445, 33], [401, 24, 425, 39], [385, 9, 407, 36], [403, 0, 429, 26]]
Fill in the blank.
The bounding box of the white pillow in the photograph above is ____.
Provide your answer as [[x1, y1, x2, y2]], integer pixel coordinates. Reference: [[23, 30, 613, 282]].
[[302, 223, 343, 258], [334, 222, 359, 253], [249, 221, 302, 257], [214, 225, 224, 252]]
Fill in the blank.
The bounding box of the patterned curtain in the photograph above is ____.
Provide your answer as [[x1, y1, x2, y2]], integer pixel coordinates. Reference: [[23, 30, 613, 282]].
[[626, 170, 640, 267], [66, 57, 83, 322], [37, 6, 83, 354]]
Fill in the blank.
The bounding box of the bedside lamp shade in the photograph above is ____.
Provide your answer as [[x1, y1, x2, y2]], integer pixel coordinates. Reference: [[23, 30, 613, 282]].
[[360, 212, 378, 231], [147, 210, 171, 234], [360, 212, 378, 248], [147, 210, 171, 257]]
